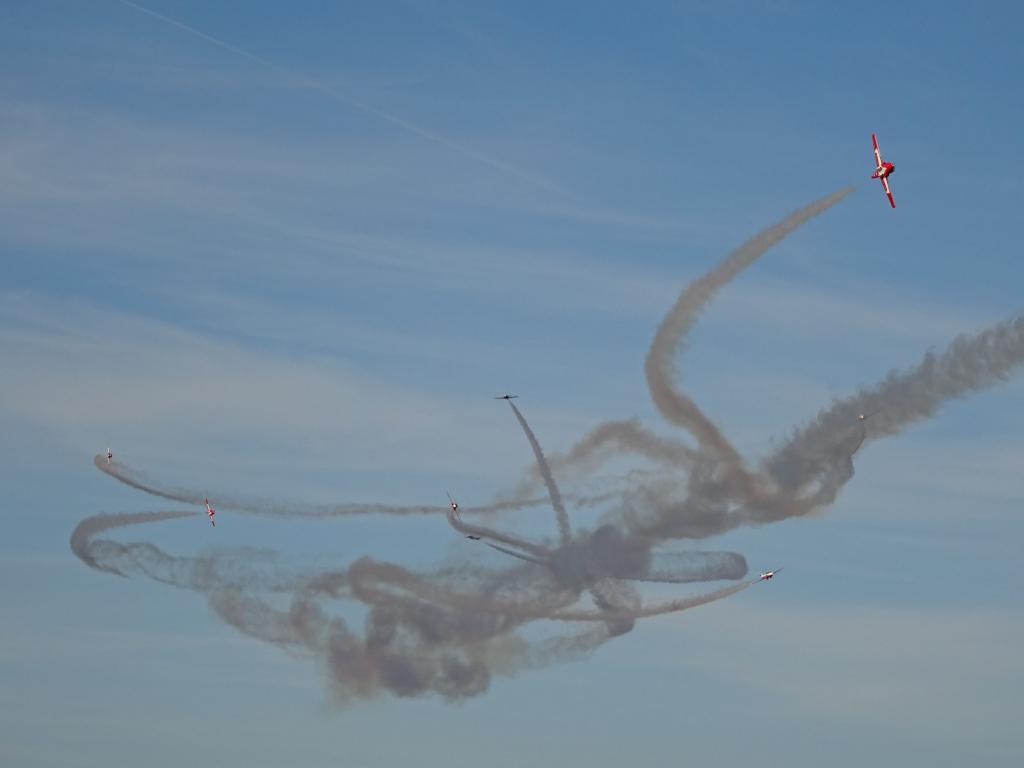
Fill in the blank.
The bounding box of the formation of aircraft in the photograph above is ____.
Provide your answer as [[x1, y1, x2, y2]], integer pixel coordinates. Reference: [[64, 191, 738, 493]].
[[103, 131, 906, 562], [871, 133, 896, 208]]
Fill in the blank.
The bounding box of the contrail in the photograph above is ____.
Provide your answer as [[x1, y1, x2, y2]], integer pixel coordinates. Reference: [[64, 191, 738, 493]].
[[115, 0, 563, 195]]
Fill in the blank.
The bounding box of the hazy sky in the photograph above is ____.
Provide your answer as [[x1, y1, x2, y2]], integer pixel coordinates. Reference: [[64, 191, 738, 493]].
[[3, 1, 1024, 766]]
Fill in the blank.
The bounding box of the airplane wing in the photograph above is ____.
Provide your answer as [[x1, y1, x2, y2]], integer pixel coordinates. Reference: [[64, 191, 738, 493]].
[[872, 133, 883, 169], [880, 176, 895, 208]]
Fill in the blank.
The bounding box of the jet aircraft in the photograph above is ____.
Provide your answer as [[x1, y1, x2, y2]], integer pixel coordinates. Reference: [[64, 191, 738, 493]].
[[870, 133, 896, 208]]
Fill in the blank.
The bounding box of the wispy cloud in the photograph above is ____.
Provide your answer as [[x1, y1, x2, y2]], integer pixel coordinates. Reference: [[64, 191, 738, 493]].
[[114, 0, 566, 196], [651, 600, 1022, 746], [0, 294, 596, 482]]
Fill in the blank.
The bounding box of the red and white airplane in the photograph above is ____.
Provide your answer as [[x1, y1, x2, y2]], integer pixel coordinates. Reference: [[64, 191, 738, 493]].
[[759, 568, 783, 581], [871, 133, 896, 208], [204, 497, 216, 527], [106, 448, 112, 464]]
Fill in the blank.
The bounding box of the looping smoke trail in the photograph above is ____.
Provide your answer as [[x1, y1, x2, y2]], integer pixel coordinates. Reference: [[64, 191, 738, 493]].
[[646, 187, 855, 433], [71, 510, 198, 575], [456, 399, 750, 634], [550, 419, 700, 474], [644, 188, 855, 491], [71, 511, 623, 702], [74, 186, 1024, 705]]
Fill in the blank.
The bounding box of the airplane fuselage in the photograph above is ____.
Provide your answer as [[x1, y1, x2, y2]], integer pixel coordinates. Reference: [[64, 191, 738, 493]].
[[872, 161, 895, 180]]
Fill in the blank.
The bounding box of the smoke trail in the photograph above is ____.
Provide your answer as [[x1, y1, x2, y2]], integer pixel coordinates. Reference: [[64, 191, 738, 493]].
[[507, 401, 573, 545], [638, 550, 748, 583], [542, 579, 757, 621], [502, 419, 699, 502], [485, 541, 549, 565], [96, 455, 439, 516], [347, 556, 749, 624], [644, 188, 854, 480], [499, 190, 857, 513], [78, 187, 1024, 706], [501, 400, 734, 633], [445, 503, 552, 557], [549, 419, 700, 473], [70, 510, 198, 575], [764, 314, 1024, 502], [95, 455, 570, 519], [70, 508, 632, 702], [624, 312, 1024, 544]]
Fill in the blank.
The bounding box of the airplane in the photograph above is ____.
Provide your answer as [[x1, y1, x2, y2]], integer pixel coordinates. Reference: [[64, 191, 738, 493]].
[[494, 394, 519, 400], [447, 493, 480, 539], [870, 133, 896, 208], [758, 568, 783, 581], [204, 497, 216, 527], [106, 448, 112, 464]]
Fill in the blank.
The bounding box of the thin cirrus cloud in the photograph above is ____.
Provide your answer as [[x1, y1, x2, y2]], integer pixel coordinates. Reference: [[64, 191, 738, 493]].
[[655, 600, 1022, 742], [0, 295, 533, 473]]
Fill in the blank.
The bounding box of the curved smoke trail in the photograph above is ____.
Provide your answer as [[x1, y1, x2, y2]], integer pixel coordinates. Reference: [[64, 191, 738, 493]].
[[74, 185, 1024, 706]]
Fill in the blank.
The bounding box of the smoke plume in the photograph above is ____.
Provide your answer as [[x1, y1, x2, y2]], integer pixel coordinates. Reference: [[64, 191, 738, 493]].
[[74, 185, 1024, 704]]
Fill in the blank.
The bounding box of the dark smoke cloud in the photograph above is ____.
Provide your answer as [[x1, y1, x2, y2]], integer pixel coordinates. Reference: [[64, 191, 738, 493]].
[[71, 510, 617, 701]]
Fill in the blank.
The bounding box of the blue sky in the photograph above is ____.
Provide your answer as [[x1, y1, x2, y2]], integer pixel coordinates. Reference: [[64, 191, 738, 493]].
[[2, 1, 1024, 765]]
